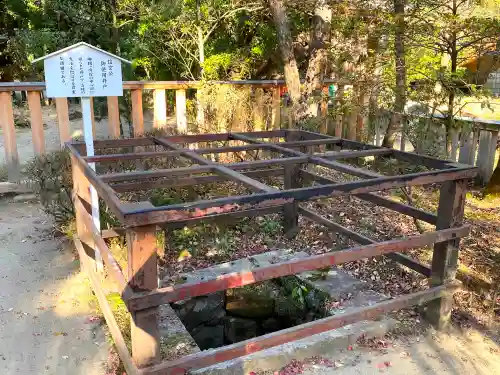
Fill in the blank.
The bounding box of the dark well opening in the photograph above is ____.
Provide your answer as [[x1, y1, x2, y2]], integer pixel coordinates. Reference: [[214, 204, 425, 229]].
[[170, 278, 324, 350]]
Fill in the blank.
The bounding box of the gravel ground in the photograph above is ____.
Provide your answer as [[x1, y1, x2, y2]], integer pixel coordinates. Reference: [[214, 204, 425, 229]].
[[0, 199, 110, 375]]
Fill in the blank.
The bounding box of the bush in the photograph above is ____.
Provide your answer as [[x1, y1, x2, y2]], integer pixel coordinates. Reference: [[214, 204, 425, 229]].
[[25, 150, 75, 225]]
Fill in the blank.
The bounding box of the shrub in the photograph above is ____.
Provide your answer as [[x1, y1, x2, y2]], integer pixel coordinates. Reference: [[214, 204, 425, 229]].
[[25, 150, 75, 225]]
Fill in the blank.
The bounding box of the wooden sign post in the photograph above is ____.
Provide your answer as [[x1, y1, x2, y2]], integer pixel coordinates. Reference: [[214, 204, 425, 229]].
[[33, 42, 131, 270]]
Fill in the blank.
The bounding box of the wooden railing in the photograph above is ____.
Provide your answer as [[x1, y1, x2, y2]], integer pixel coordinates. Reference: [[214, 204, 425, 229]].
[[0, 80, 498, 184]]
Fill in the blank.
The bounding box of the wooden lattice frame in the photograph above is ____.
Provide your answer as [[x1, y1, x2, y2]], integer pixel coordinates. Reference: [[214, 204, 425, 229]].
[[67, 129, 476, 375]]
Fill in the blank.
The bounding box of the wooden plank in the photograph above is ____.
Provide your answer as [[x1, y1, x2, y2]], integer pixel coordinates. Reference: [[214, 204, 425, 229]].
[[132, 89, 144, 136], [107, 96, 121, 138], [99, 157, 307, 183], [309, 156, 383, 179], [152, 136, 276, 193], [85, 143, 271, 163], [101, 165, 214, 183], [272, 87, 281, 129], [300, 170, 437, 224], [214, 166, 276, 192], [153, 89, 167, 129], [27, 91, 45, 155], [175, 89, 187, 133], [253, 88, 266, 131], [127, 225, 469, 311], [75, 198, 134, 301], [426, 179, 467, 330], [299, 207, 372, 244], [66, 144, 125, 221], [0, 79, 345, 92], [316, 148, 392, 160], [123, 167, 477, 227], [111, 168, 284, 192], [127, 225, 160, 367], [141, 283, 460, 375], [0, 92, 20, 181], [299, 207, 432, 276], [74, 238, 140, 375], [55, 97, 71, 146]]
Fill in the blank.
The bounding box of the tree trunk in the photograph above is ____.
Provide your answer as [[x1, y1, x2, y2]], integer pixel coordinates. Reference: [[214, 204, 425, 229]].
[[446, 28, 458, 157], [485, 162, 500, 196], [268, 0, 301, 127], [302, 0, 332, 118], [383, 0, 406, 148], [196, 0, 205, 125]]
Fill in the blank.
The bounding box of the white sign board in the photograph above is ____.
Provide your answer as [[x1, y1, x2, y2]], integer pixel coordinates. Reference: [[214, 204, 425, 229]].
[[42, 44, 124, 98]]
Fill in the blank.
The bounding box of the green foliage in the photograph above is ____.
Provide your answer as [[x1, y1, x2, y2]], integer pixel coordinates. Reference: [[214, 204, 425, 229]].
[[24, 150, 120, 229], [0, 164, 7, 182], [259, 217, 282, 236]]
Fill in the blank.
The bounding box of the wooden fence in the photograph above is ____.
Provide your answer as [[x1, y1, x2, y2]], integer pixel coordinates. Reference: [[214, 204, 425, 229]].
[[0, 80, 498, 184], [68, 129, 474, 373]]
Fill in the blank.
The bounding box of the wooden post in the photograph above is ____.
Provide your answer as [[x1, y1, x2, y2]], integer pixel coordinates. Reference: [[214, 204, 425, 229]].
[[477, 130, 497, 184], [458, 129, 477, 165], [283, 163, 301, 238], [153, 89, 167, 129], [320, 86, 328, 134], [107, 96, 121, 138], [127, 225, 160, 368], [131, 89, 144, 136], [450, 127, 459, 161], [253, 88, 266, 131], [90, 97, 96, 138], [272, 87, 281, 129], [55, 98, 70, 146], [27, 91, 45, 155], [282, 132, 301, 238], [485, 130, 498, 183], [70, 154, 96, 272], [334, 85, 344, 138], [425, 179, 466, 330], [0, 92, 20, 181], [175, 89, 187, 133]]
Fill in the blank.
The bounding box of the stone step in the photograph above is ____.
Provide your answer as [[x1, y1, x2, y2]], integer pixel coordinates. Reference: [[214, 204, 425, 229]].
[[158, 304, 200, 361], [160, 248, 310, 287], [191, 318, 397, 375], [296, 267, 368, 301]]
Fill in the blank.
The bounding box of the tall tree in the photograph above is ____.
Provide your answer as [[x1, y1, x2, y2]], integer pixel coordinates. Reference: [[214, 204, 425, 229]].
[[268, 0, 332, 126], [383, 0, 407, 148]]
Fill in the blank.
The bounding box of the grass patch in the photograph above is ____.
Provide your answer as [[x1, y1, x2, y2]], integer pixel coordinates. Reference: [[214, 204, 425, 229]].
[[0, 164, 8, 182]]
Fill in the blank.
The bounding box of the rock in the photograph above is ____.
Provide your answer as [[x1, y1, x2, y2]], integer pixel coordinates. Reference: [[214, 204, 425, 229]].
[[305, 289, 325, 311], [224, 317, 258, 344], [172, 293, 224, 330], [12, 193, 38, 202], [191, 325, 224, 349], [225, 299, 274, 319], [225, 283, 276, 319], [261, 318, 281, 333], [68, 110, 83, 120], [274, 295, 305, 326]]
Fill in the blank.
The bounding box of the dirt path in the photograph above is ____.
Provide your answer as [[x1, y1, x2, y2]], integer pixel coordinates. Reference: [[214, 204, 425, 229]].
[[0, 199, 109, 375], [279, 328, 500, 375]]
